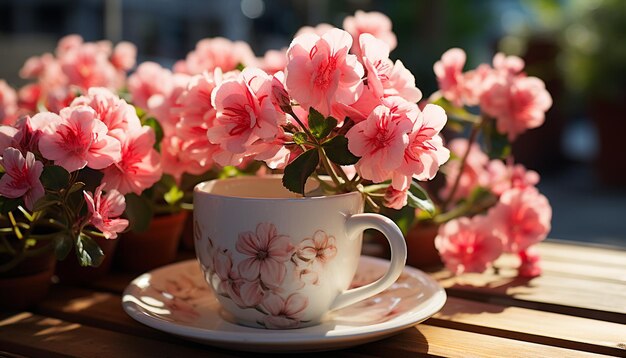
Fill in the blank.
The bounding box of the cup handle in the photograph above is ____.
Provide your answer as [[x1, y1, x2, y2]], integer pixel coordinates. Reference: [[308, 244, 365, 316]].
[[329, 213, 407, 311]]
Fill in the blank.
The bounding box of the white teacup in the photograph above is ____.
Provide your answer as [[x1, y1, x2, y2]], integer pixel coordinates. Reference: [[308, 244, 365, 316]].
[[193, 176, 407, 329]]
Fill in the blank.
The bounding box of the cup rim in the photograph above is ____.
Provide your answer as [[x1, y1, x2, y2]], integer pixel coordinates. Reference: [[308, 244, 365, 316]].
[[194, 175, 361, 202]]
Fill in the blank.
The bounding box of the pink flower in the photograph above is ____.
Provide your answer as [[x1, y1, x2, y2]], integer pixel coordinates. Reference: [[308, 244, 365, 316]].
[[343, 10, 397, 57], [461, 63, 494, 106], [208, 68, 285, 160], [346, 103, 413, 183], [235, 222, 294, 288], [383, 186, 408, 210], [392, 103, 449, 190], [359, 34, 421, 104], [160, 135, 210, 182], [110, 42, 137, 71], [295, 230, 337, 269], [83, 184, 129, 239], [70, 87, 142, 133], [102, 126, 162, 195], [261, 293, 308, 329], [440, 138, 490, 202], [486, 160, 540, 196], [492, 53, 525, 75], [59, 41, 120, 91], [174, 37, 255, 75], [435, 216, 503, 274], [258, 49, 288, 75], [0, 148, 44, 210], [518, 246, 542, 277], [294, 23, 335, 38], [127, 62, 173, 110], [285, 28, 364, 117], [212, 249, 264, 307], [434, 48, 466, 107], [488, 187, 552, 253], [0, 80, 18, 125], [36, 106, 121, 172]]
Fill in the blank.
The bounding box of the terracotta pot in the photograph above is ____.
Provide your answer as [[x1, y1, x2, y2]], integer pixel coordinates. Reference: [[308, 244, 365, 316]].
[[405, 221, 443, 270], [180, 209, 195, 251], [55, 236, 119, 284], [115, 211, 189, 273], [0, 251, 56, 311]]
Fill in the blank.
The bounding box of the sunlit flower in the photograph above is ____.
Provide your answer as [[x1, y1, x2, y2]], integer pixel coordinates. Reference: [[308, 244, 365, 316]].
[[83, 184, 129, 239], [0, 148, 44, 210]]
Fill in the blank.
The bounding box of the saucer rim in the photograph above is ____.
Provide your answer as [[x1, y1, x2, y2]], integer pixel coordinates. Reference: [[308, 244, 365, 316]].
[[122, 256, 447, 348]]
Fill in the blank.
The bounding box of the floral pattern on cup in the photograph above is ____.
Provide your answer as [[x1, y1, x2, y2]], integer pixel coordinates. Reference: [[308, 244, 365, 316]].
[[201, 221, 338, 329], [146, 271, 211, 323]]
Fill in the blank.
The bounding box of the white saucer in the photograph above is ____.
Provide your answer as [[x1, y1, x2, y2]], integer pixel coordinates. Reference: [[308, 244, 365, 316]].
[[122, 256, 446, 353]]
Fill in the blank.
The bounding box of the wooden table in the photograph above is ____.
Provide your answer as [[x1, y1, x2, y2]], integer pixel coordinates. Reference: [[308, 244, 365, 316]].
[[1, 240, 625, 357]]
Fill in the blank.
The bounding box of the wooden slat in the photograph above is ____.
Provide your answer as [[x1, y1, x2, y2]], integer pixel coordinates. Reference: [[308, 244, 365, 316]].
[[540, 241, 626, 268], [431, 297, 626, 356], [351, 325, 611, 358]]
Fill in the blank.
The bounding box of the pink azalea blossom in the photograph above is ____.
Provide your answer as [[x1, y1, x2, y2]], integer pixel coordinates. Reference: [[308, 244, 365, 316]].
[[461, 63, 493, 106], [102, 126, 162, 195], [127, 62, 174, 110], [261, 293, 308, 329], [235, 222, 294, 288], [146, 73, 191, 136], [59, 40, 120, 91], [295, 230, 337, 269], [258, 49, 288, 75], [392, 103, 450, 190], [0, 148, 44, 210], [518, 246, 542, 277], [343, 10, 397, 57], [70, 87, 142, 133], [160, 135, 210, 182], [488, 187, 552, 253], [346, 103, 413, 183], [383, 186, 409, 210], [486, 160, 540, 196], [36, 106, 121, 172], [440, 138, 490, 202], [492, 53, 525, 75], [294, 23, 335, 38], [435, 216, 503, 274], [285, 28, 364, 117], [434, 48, 466, 107], [83, 184, 129, 239], [0, 80, 18, 125], [208, 68, 286, 161], [212, 249, 264, 307], [174, 37, 255, 75], [110, 41, 137, 71]]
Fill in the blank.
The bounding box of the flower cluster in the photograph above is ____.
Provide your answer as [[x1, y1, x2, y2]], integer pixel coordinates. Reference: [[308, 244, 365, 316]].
[[205, 222, 337, 329], [426, 49, 553, 277]]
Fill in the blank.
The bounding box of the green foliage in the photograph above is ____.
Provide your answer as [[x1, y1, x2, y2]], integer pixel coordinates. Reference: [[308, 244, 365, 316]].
[[141, 117, 164, 150], [282, 149, 320, 195], [164, 185, 184, 206], [406, 181, 436, 217], [75, 233, 104, 267], [293, 132, 309, 145], [40, 165, 70, 191], [54, 233, 73, 261], [124, 193, 154, 232], [322, 135, 360, 165], [483, 121, 511, 159]]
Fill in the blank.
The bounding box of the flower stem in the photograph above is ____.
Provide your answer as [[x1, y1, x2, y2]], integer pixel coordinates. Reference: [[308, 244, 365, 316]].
[[287, 109, 319, 145], [442, 121, 482, 210], [318, 147, 341, 188]]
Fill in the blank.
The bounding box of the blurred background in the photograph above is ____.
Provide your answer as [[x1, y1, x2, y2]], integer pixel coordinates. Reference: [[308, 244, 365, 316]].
[[0, 0, 624, 247]]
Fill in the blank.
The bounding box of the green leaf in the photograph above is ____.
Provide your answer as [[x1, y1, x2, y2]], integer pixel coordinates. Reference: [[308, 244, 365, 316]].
[[75, 233, 104, 267], [308, 108, 337, 140], [293, 132, 309, 145], [54, 233, 73, 261], [218, 166, 241, 179], [135, 105, 146, 118], [40, 165, 70, 191], [164, 185, 184, 205], [236, 63, 245, 71], [407, 181, 435, 217], [394, 205, 416, 236], [282, 149, 319, 195], [0, 197, 21, 215], [67, 182, 86, 194], [484, 121, 511, 159], [141, 117, 164, 150], [322, 135, 360, 165], [124, 193, 154, 232]]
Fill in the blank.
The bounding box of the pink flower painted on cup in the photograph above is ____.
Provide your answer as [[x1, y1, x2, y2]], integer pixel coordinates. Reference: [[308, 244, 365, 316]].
[[435, 216, 503, 274], [0, 148, 44, 210], [285, 28, 364, 117], [383, 186, 408, 210], [213, 249, 264, 308], [236, 222, 295, 288], [0, 80, 18, 125], [261, 293, 308, 329], [36, 106, 122, 172], [102, 126, 162, 195], [392, 103, 450, 190], [174, 37, 255, 75], [295, 230, 337, 270], [161, 275, 209, 300], [343, 10, 397, 57], [162, 296, 201, 323], [488, 187, 552, 253], [518, 246, 542, 278], [70, 87, 142, 133], [208, 68, 285, 159], [83, 184, 129, 239], [346, 103, 413, 183], [434, 48, 467, 107]]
